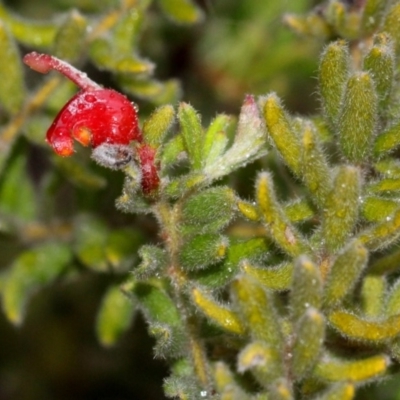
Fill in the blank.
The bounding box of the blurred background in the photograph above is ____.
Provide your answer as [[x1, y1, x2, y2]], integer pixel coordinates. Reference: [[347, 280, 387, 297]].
[[4, 0, 394, 399]]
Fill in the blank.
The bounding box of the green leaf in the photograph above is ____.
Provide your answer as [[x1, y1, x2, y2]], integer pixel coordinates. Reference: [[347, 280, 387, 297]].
[[263, 93, 301, 175], [190, 237, 269, 288], [178, 102, 203, 170], [96, 284, 135, 346], [53, 10, 87, 61], [329, 310, 400, 342], [292, 308, 325, 379], [0, 20, 25, 114], [315, 383, 355, 400], [232, 274, 282, 349], [237, 341, 282, 386], [0, 152, 37, 222], [318, 40, 349, 127], [382, 2, 400, 56], [300, 121, 332, 207], [339, 71, 377, 162], [361, 0, 387, 33], [323, 240, 368, 308], [134, 245, 167, 279], [361, 275, 386, 318], [2, 242, 72, 325], [314, 353, 389, 382], [205, 95, 267, 181], [363, 33, 395, 111], [256, 172, 309, 257], [90, 37, 154, 75], [373, 120, 400, 157], [157, 0, 204, 24], [202, 114, 231, 167], [242, 261, 293, 291], [179, 234, 227, 271], [361, 196, 398, 222], [181, 186, 235, 235], [322, 166, 360, 252], [143, 105, 175, 147], [191, 287, 244, 335], [0, 4, 56, 47], [290, 256, 322, 323]]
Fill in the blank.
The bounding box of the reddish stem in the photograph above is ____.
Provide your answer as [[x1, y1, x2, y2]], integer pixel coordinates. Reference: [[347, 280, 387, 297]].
[[23, 52, 101, 92], [137, 144, 160, 195]]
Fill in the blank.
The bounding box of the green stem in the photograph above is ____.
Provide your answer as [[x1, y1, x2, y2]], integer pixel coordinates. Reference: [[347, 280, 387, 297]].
[[153, 200, 212, 391]]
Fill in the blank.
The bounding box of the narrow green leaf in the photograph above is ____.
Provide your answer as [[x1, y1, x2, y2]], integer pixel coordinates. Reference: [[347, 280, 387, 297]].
[[0, 152, 37, 222], [329, 309, 400, 342], [373, 120, 400, 157], [192, 287, 244, 335], [314, 353, 389, 382], [161, 134, 185, 169], [53, 10, 87, 61], [300, 121, 332, 207], [237, 341, 281, 386], [180, 234, 227, 271], [90, 37, 154, 75], [315, 383, 355, 400], [361, 0, 387, 33], [292, 308, 325, 379], [204, 95, 266, 181], [178, 102, 203, 170], [363, 33, 395, 110], [143, 105, 175, 147], [2, 242, 72, 325], [290, 257, 322, 323], [0, 20, 25, 114], [202, 114, 231, 167], [190, 238, 269, 289], [0, 4, 56, 47], [386, 278, 400, 317], [359, 206, 400, 250], [361, 196, 398, 222], [157, 0, 204, 24], [181, 186, 235, 235], [382, 2, 400, 55], [322, 166, 360, 252], [257, 172, 309, 257], [324, 240, 368, 308], [339, 71, 377, 162], [134, 245, 167, 279], [263, 94, 301, 175], [232, 274, 283, 350], [96, 285, 135, 346], [319, 40, 349, 127], [133, 282, 181, 327], [361, 275, 386, 318], [242, 261, 293, 291]]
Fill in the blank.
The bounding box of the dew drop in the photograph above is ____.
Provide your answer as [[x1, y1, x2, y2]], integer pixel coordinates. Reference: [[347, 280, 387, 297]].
[[84, 93, 96, 103]]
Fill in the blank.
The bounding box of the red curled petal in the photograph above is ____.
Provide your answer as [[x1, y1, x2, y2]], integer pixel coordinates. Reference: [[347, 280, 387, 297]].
[[46, 89, 141, 156]]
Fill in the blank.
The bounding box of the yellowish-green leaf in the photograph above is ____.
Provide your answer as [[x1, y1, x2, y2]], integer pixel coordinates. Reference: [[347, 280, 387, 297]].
[[96, 285, 135, 346]]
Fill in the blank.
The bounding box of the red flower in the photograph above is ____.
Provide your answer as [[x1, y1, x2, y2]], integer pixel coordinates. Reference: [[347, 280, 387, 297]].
[[23, 52, 141, 156], [23, 52, 160, 195]]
